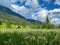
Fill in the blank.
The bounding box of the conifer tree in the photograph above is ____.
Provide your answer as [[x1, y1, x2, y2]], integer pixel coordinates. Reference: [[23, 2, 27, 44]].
[[46, 15, 49, 24]]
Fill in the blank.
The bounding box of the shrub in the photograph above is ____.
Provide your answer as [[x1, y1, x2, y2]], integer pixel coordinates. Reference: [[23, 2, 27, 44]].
[[40, 23, 55, 29]]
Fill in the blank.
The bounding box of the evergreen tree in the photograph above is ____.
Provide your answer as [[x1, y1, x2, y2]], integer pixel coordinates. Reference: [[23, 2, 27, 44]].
[[46, 15, 49, 24]]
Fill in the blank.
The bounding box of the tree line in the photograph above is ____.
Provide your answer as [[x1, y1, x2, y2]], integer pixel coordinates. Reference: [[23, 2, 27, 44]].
[[0, 16, 60, 29]]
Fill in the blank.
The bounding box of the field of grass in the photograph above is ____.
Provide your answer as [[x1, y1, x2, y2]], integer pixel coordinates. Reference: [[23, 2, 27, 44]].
[[0, 29, 60, 45]]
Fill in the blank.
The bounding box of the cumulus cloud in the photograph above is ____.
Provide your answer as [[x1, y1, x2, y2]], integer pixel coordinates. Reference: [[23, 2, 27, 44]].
[[49, 8, 60, 24], [51, 18, 60, 25], [25, 0, 39, 7], [37, 9, 48, 22], [11, 4, 33, 19], [55, 0, 60, 5]]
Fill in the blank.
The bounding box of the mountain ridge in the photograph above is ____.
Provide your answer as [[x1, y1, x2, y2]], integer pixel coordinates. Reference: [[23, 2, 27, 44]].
[[0, 5, 42, 24], [0, 5, 29, 24]]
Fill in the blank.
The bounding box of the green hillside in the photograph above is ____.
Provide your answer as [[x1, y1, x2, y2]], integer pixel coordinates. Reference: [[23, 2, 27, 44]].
[[0, 6, 29, 25]]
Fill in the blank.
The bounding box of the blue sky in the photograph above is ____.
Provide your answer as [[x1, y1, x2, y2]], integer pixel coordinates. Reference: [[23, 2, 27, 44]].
[[0, 0, 60, 25], [38, 0, 60, 10]]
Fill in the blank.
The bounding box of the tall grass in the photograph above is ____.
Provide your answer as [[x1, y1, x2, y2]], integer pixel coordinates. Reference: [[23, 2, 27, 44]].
[[0, 29, 60, 45]]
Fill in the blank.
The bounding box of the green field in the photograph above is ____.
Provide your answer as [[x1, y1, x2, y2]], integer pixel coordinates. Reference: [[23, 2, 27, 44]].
[[0, 29, 60, 45]]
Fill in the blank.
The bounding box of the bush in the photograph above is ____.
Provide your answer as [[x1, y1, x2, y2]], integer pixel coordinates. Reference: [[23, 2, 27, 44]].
[[0, 21, 2, 25], [5, 21, 11, 28], [40, 23, 55, 29], [30, 24, 40, 29], [0, 29, 60, 45]]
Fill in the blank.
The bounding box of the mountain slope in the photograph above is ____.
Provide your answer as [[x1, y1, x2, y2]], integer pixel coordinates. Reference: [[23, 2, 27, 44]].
[[0, 5, 29, 24]]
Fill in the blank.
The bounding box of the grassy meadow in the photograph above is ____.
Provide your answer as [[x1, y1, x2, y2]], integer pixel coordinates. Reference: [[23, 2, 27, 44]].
[[0, 19, 60, 45], [0, 29, 60, 45]]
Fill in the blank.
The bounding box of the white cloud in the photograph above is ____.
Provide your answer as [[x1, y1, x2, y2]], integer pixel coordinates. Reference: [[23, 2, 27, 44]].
[[55, 0, 60, 5], [43, 0, 51, 4], [11, 5, 20, 10], [38, 9, 48, 17], [49, 8, 60, 12], [51, 18, 60, 25], [37, 9, 48, 22], [11, 4, 33, 19], [25, 0, 40, 10], [49, 8, 60, 24]]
